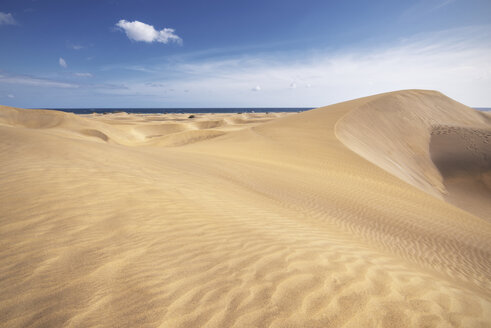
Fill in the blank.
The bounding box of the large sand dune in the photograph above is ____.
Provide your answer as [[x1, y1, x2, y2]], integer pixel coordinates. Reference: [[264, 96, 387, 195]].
[[1, 90, 490, 327]]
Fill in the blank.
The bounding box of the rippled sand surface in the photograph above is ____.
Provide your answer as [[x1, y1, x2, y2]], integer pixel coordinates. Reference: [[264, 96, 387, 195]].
[[1, 90, 490, 327]]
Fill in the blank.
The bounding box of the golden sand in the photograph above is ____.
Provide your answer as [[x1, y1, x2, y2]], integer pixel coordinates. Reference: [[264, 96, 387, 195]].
[[0, 90, 490, 327]]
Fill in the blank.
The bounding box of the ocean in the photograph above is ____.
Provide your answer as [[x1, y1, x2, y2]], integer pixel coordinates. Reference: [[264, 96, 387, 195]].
[[41, 107, 314, 114], [40, 107, 491, 114]]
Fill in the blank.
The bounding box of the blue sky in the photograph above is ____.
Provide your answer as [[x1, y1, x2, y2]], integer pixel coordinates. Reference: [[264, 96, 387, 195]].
[[0, 0, 490, 108]]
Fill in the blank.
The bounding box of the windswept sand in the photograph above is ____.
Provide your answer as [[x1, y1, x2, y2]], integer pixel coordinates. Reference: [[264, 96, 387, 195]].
[[1, 90, 490, 327]]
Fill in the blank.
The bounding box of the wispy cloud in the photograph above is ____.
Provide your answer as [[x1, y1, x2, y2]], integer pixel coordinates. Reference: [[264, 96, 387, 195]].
[[433, 0, 457, 10], [99, 64, 158, 74], [0, 12, 16, 25], [98, 26, 491, 106], [74, 72, 93, 77], [115, 20, 182, 45], [252, 85, 261, 92], [123, 65, 156, 73], [59, 57, 67, 68], [70, 44, 84, 50], [401, 0, 458, 21], [0, 74, 78, 88], [7, 94, 14, 98]]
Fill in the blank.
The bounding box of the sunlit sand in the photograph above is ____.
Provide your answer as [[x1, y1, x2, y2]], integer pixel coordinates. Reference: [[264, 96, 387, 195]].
[[1, 90, 490, 327]]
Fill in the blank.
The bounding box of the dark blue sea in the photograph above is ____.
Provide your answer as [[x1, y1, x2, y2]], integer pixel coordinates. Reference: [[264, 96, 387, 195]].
[[41, 107, 491, 114], [42, 107, 314, 114]]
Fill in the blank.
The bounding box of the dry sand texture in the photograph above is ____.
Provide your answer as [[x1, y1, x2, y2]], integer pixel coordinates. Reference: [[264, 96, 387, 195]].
[[0, 90, 490, 327]]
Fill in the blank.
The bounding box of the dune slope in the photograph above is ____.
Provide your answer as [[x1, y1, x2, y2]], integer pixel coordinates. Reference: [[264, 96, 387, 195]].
[[336, 90, 490, 220], [430, 125, 491, 219], [1, 91, 490, 328]]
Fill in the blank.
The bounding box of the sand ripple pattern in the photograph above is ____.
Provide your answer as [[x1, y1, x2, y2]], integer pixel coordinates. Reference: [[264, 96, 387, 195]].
[[1, 91, 491, 327]]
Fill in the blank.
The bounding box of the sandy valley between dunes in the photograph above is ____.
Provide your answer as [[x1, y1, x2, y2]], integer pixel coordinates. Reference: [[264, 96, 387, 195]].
[[0, 90, 490, 327]]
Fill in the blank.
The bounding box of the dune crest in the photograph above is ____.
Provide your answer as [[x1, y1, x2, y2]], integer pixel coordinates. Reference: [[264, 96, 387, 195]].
[[0, 106, 285, 147], [335, 90, 490, 217]]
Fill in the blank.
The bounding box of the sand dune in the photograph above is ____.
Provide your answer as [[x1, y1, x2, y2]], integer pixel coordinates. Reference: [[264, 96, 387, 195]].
[[335, 90, 490, 218], [1, 90, 490, 327]]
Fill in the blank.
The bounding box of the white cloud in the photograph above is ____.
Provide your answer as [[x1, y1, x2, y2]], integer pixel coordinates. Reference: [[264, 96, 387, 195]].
[[116, 20, 182, 44], [252, 85, 261, 91], [289, 82, 297, 88], [7, 94, 14, 98], [70, 45, 84, 50], [0, 74, 77, 88], [0, 12, 16, 26], [74, 72, 93, 77], [59, 57, 67, 68]]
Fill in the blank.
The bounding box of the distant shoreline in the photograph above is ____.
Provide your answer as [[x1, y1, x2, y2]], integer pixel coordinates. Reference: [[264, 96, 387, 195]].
[[29, 107, 491, 114], [32, 107, 315, 115]]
